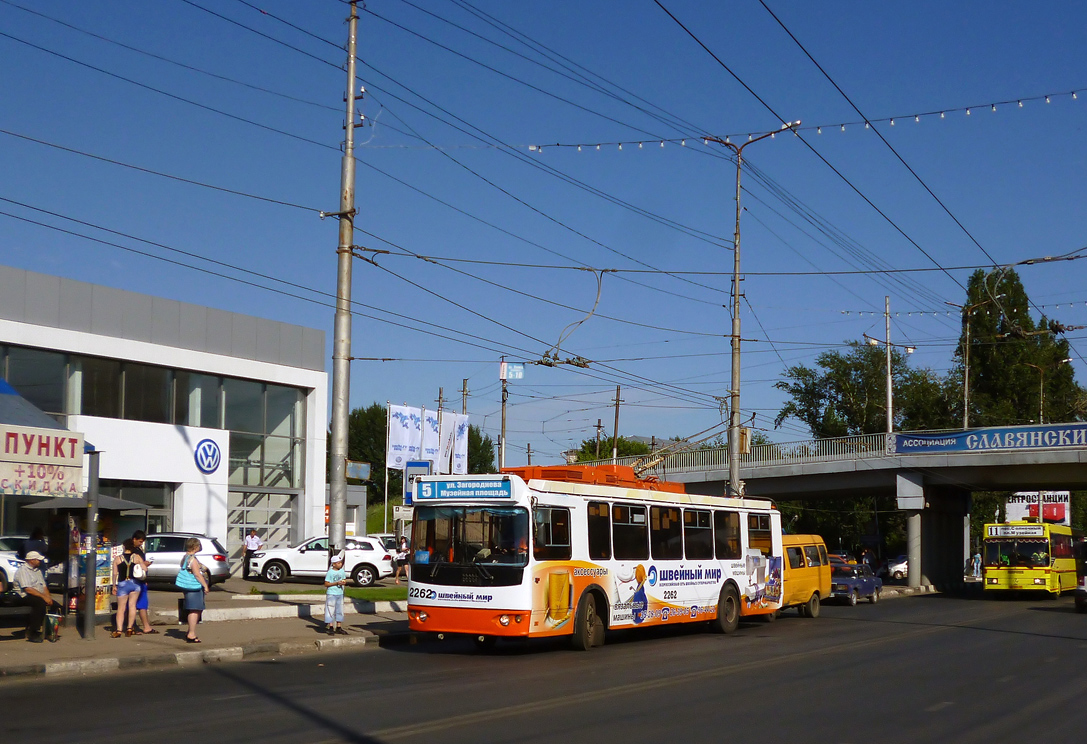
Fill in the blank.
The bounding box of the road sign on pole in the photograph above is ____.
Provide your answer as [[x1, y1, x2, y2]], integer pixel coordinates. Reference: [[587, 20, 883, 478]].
[[404, 460, 431, 506]]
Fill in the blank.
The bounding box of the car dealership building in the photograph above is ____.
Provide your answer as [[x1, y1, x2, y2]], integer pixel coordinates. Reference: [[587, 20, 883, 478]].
[[0, 265, 328, 569]]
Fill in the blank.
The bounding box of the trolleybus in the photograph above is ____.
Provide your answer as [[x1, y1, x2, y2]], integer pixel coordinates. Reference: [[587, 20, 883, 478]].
[[982, 520, 1081, 595], [407, 465, 784, 650]]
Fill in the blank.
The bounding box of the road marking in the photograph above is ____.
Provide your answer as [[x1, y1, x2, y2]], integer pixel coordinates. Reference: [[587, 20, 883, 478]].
[[212, 694, 253, 701], [925, 701, 954, 712]]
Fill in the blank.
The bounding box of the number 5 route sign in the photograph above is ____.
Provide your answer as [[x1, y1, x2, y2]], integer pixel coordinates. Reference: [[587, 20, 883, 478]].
[[403, 460, 431, 506]]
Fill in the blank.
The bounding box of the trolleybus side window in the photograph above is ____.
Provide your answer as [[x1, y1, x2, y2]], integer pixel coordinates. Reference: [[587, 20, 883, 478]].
[[587, 501, 611, 560], [749, 514, 773, 556], [650, 506, 683, 560], [683, 509, 714, 560], [534, 506, 572, 561], [786, 546, 804, 569], [613, 504, 648, 560], [714, 510, 741, 560]]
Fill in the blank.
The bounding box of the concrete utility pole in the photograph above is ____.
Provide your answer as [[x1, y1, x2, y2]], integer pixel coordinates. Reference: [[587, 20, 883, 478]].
[[611, 385, 621, 463], [499, 360, 508, 470], [326, 1, 359, 558], [708, 121, 800, 498], [947, 294, 1004, 429], [885, 296, 893, 434], [82, 449, 100, 640], [526, 443, 532, 466], [595, 419, 603, 460], [461, 379, 468, 415]]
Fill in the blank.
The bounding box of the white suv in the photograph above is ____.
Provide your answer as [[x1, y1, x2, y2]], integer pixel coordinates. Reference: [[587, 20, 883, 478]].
[[250, 536, 394, 587]]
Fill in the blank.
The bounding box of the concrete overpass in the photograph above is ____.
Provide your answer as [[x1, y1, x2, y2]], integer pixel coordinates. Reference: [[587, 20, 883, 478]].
[[600, 423, 1087, 590]]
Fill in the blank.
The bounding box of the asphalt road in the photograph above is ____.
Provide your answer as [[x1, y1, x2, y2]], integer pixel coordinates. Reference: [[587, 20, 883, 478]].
[[3, 592, 1086, 743]]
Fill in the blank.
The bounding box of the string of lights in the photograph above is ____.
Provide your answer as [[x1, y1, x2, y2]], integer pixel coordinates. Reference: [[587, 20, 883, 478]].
[[353, 87, 1084, 153]]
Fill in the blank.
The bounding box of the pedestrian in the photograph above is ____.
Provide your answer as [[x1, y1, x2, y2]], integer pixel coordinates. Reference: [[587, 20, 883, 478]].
[[111, 535, 146, 638], [13, 551, 58, 643], [174, 537, 209, 643], [972, 551, 982, 579], [126, 530, 158, 635], [243, 529, 263, 580], [394, 535, 410, 585], [324, 553, 348, 635]]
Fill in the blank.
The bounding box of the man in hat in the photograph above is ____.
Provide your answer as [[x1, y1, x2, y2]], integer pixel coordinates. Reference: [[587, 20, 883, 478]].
[[13, 551, 57, 643]]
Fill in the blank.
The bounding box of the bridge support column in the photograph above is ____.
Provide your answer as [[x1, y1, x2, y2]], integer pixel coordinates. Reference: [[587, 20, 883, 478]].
[[897, 473, 926, 588]]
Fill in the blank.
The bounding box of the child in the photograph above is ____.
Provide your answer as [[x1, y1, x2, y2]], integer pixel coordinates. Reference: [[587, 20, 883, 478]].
[[324, 553, 348, 635]]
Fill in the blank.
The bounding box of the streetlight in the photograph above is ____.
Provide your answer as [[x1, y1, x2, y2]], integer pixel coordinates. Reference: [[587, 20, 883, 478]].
[[946, 294, 1004, 429], [864, 327, 915, 434], [1020, 358, 1072, 424], [707, 120, 800, 497]]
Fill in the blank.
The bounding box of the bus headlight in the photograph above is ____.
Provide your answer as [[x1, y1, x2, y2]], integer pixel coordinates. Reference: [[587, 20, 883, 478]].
[[987, 578, 998, 584], [499, 614, 510, 626]]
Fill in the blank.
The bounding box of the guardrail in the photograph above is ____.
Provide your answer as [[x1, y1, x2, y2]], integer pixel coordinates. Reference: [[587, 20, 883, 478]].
[[580, 433, 891, 476]]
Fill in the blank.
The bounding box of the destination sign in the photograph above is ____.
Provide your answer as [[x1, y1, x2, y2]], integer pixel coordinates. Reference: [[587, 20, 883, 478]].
[[416, 479, 512, 500], [986, 524, 1045, 538]]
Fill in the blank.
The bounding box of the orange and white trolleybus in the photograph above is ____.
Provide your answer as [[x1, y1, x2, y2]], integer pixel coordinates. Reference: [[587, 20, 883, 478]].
[[407, 465, 783, 650]]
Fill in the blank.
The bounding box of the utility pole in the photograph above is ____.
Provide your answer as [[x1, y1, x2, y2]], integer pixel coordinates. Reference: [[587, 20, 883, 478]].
[[461, 379, 468, 415], [947, 294, 1004, 429], [708, 120, 801, 498], [885, 296, 892, 434], [611, 385, 621, 463], [326, 1, 359, 559], [499, 359, 508, 470], [526, 443, 532, 466], [595, 419, 603, 460]]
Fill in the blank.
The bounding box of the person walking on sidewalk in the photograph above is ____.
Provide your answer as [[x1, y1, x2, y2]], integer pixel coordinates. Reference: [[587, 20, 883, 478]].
[[972, 551, 982, 579], [13, 551, 58, 643], [324, 553, 348, 635], [393, 535, 410, 585], [176, 537, 210, 644], [243, 529, 263, 580]]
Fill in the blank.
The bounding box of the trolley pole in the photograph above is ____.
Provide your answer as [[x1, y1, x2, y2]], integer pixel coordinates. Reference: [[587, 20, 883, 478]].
[[327, 2, 359, 558]]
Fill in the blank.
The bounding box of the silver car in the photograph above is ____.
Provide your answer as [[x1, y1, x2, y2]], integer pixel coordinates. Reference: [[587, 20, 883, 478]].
[[0, 536, 28, 593], [143, 533, 231, 586]]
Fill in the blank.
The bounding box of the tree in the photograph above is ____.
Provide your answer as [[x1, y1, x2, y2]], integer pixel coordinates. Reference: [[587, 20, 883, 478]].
[[955, 269, 1084, 425], [774, 342, 957, 437], [573, 435, 651, 462], [468, 425, 496, 473]]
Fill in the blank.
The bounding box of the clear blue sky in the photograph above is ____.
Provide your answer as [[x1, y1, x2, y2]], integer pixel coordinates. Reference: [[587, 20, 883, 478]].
[[1, 0, 1085, 464]]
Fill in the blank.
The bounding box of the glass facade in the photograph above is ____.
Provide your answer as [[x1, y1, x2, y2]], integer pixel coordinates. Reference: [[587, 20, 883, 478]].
[[0, 343, 308, 491]]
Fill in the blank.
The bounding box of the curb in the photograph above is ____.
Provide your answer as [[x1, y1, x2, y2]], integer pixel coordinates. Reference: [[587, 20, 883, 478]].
[[1, 633, 390, 680], [155, 600, 407, 623]]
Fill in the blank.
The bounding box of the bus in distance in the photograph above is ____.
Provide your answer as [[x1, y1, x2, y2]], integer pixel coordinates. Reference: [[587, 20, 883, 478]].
[[407, 465, 784, 650], [982, 520, 1082, 595]]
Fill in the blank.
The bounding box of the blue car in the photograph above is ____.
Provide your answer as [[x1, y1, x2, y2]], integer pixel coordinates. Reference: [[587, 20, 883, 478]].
[[830, 564, 883, 605]]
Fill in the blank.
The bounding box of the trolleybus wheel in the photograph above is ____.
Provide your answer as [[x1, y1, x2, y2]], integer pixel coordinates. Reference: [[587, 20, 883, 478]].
[[805, 592, 821, 619], [713, 584, 740, 634], [571, 593, 602, 651]]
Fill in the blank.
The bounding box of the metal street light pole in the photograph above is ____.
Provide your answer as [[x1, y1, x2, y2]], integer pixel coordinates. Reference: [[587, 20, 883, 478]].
[[710, 120, 800, 497], [866, 329, 914, 432], [1022, 359, 1072, 424], [946, 294, 1004, 429]]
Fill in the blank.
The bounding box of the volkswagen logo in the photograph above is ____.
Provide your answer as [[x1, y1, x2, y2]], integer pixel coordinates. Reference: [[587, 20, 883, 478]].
[[194, 439, 221, 474]]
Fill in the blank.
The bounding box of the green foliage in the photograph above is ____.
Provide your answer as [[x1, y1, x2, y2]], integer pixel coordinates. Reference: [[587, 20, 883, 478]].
[[774, 342, 958, 437], [956, 269, 1084, 425], [468, 425, 496, 474], [573, 435, 651, 462]]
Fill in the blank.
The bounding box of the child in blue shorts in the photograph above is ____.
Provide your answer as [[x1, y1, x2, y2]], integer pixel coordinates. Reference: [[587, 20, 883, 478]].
[[324, 554, 348, 635]]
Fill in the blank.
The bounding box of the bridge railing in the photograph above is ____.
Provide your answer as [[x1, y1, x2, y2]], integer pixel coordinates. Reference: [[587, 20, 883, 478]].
[[578, 432, 890, 476]]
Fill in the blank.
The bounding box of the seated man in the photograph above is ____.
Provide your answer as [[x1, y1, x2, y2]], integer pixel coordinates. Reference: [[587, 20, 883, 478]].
[[13, 551, 58, 643]]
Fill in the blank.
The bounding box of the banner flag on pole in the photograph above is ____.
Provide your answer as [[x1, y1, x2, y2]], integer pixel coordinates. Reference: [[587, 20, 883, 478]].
[[386, 404, 422, 470], [438, 411, 456, 475], [452, 414, 469, 474], [422, 408, 441, 469]]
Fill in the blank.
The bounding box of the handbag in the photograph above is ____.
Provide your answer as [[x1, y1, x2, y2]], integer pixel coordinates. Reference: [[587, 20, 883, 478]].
[[174, 556, 203, 591], [131, 561, 146, 580]]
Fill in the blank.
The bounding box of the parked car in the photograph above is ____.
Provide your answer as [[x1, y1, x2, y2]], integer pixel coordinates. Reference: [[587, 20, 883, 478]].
[[250, 535, 394, 587], [143, 533, 231, 586], [830, 564, 883, 605], [883, 555, 908, 580], [0, 536, 28, 593]]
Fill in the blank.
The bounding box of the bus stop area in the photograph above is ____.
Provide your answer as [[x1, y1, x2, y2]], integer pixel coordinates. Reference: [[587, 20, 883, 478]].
[[0, 577, 411, 679]]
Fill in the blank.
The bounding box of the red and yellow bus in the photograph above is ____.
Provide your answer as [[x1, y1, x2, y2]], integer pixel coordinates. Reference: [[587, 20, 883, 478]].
[[407, 465, 784, 650], [982, 521, 1081, 596]]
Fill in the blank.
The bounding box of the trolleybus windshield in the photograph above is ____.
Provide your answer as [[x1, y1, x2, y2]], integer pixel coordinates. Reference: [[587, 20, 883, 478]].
[[411, 505, 529, 587]]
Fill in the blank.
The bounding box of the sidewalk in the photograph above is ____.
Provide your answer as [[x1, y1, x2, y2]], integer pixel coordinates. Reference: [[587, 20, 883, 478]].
[[0, 577, 411, 680]]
